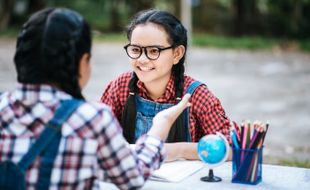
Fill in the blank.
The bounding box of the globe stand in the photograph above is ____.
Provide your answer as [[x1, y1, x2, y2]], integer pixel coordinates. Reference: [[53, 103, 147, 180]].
[[198, 132, 230, 183], [200, 169, 222, 182]]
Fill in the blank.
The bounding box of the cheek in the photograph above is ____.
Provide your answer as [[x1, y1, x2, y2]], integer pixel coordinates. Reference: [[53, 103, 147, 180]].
[[86, 64, 91, 80], [129, 59, 137, 67], [160, 55, 175, 66], [82, 63, 91, 88]]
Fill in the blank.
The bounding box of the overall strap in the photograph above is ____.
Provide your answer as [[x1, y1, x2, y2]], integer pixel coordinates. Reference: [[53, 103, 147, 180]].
[[186, 80, 203, 95], [183, 81, 204, 142], [17, 99, 83, 174]]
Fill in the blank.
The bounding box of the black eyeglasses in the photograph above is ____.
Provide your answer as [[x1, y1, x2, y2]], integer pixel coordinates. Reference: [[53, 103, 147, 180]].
[[124, 44, 174, 60]]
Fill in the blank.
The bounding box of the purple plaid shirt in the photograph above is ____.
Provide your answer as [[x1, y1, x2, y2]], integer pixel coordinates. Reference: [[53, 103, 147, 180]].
[[0, 84, 165, 190]]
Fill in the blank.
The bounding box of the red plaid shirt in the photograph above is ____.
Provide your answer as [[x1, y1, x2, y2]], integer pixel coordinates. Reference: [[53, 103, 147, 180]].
[[100, 72, 231, 143], [0, 84, 165, 190]]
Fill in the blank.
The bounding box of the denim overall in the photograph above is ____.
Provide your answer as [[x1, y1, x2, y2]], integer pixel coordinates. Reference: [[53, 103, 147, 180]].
[[134, 81, 203, 142]]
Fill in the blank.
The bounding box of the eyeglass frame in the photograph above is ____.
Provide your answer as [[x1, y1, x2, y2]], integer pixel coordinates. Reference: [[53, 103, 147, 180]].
[[123, 44, 175, 60]]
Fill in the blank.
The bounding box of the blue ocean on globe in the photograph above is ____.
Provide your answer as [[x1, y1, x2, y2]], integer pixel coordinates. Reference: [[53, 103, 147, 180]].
[[197, 134, 227, 165]]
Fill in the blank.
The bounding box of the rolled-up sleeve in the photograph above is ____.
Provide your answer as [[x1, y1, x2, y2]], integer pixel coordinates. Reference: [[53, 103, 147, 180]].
[[191, 85, 231, 144]]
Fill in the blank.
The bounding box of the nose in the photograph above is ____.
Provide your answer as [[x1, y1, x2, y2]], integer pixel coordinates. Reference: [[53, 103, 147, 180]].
[[137, 49, 149, 63]]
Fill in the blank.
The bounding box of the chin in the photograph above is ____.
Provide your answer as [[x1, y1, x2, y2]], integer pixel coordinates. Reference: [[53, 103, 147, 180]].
[[135, 73, 153, 84]]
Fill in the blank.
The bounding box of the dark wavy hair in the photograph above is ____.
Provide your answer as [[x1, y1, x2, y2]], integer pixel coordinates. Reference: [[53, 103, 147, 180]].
[[121, 9, 188, 143], [14, 8, 92, 99]]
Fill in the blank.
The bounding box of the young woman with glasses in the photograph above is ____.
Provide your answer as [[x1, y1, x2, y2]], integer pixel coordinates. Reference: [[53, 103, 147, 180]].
[[100, 9, 232, 161]]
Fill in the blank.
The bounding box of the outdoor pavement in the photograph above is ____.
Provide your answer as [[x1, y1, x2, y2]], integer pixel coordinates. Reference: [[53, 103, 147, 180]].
[[1, 39, 310, 165]]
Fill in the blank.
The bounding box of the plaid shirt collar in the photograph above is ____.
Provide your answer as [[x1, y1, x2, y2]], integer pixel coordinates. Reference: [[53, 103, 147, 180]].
[[12, 83, 72, 105], [136, 75, 176, 102], [2, 83, 73, 135]]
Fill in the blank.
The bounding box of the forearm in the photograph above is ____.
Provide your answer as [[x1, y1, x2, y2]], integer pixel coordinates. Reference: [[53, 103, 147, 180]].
[[147, 124, 171, 140], [164, 142, 199, 162], [163, 143, 233, 162]]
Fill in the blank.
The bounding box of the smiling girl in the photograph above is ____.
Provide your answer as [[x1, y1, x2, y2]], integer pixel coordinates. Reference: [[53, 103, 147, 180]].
[[101, 9, 231, 161]]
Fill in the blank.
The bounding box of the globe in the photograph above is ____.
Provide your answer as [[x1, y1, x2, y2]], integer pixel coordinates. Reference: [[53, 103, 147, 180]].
[[197, 132, 230, 182]]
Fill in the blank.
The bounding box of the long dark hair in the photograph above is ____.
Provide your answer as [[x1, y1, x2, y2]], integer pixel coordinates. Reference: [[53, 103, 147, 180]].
[[122, 9, 188, 143], [14, 8, 92, 99]]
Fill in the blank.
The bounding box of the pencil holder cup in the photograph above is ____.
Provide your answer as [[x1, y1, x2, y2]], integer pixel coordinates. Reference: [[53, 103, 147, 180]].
[[231, 147, 263, 185]]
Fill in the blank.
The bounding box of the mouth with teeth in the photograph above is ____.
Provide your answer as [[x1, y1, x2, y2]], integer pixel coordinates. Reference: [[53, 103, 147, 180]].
[[137, 66, 155, 71]]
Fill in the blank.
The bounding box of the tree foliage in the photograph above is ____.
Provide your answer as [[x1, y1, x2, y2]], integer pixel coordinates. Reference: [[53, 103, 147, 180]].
[[0, 0, 309, 38]]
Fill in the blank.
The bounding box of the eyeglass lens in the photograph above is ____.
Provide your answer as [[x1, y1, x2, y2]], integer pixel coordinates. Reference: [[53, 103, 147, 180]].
[[126, 45, 161, 60]]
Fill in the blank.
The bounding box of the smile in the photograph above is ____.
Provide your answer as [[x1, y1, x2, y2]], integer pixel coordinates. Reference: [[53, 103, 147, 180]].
[[138, 66, 154, 71]]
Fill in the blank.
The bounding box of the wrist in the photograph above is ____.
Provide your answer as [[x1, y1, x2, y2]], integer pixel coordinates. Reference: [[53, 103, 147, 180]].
[[179, 142, 199, 160], [147, 125, 169, 141]]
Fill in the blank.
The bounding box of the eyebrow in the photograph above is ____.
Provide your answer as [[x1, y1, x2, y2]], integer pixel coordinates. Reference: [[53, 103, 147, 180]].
[[130, 44, 168, 48]]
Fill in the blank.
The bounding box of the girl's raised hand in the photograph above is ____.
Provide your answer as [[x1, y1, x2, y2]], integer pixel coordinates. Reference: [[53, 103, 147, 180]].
[[148, 94, 191, 140]]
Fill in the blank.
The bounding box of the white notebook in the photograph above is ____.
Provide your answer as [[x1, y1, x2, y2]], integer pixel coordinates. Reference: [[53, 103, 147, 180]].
[[150, 160, 205, 182]]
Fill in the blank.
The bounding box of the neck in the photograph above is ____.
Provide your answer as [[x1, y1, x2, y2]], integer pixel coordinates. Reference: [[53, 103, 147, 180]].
[[144, 76, 170, 100]]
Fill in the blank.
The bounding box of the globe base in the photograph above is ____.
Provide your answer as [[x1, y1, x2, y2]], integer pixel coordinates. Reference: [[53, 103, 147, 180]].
[[200, 169, 222, 182]]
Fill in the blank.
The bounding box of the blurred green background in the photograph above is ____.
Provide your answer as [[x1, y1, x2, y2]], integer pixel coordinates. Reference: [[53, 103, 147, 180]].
[[1, 0, 310, 51]]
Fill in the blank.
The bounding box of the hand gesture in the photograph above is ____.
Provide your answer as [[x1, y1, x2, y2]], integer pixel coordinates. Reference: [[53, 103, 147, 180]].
[[148, 94, 191, 140]]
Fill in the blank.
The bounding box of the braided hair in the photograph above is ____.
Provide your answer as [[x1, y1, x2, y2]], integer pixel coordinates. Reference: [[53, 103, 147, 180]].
[[122, 9, 188, 143], [14, 8, 92, 99]]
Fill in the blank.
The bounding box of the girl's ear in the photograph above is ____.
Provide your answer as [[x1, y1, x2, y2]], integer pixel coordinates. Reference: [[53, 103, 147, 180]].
[[173, 45, 185, 65], [78, 53, 91, 89]]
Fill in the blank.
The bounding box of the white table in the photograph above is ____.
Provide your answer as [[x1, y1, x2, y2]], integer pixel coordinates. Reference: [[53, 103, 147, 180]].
[[99, 161, 310, 190]]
